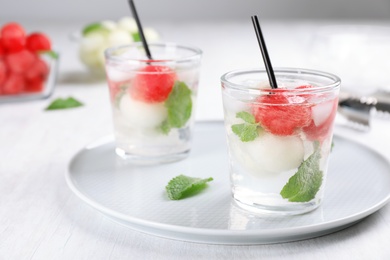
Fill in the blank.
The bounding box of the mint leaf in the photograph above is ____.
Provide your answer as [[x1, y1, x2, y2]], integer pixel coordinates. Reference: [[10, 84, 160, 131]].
[[160, 120, 171, 135], [231, 111, 261, 142], [232, 123, 258, 142], [236, 111, 256, 124], [82, 23, 109, 36], [159, 81, 192, 134], [166, 175, 213, 200], [39, 50, 59, 60], [46, 97, 83, 110], [132, 32, 141, 42], [280, 142, 323, 202]]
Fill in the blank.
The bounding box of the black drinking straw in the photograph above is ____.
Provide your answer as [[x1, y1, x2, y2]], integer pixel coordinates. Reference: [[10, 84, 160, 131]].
[[128, 0, 153, 60], [251, 15, 278, 89]]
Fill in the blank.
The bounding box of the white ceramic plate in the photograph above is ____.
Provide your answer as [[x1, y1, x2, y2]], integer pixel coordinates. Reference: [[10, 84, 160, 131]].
[[66, 121, 390, 245]]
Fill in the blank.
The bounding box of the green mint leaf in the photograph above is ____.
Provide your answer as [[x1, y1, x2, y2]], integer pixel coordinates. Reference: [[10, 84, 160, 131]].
[[280, 141, 323, 202], [39, 50, 59, 60], [159, 120, 171, 134], [232, 123, 258, 142], [231, 111, 261, 142], [160, 81, 192, 134], [166, 175, 213, 200], [132, 32, 141, 42], [236, 111, 256, 124], [82, 23, 108, 36], [46, 97, 83, 110]]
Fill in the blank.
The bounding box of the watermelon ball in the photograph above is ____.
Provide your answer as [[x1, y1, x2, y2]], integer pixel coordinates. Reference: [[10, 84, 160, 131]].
[[0, 59, 6, 84], [25, 58, 49, 82], [0, 23, 26, 53], [24, 58, 49, 92], [26, 32, 51, 52], [0, 40, 5, 57], [251, 93, 312, 136], [5, 49, 36, 74], [2, 73, 25, 95], [131, 65, 176, 103]]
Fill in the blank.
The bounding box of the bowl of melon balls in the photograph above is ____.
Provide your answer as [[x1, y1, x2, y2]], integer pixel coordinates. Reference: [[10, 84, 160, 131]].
[[76, 16, 160, 77]]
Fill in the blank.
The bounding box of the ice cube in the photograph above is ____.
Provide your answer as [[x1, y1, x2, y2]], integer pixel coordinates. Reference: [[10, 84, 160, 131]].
[[311, 100, 334, 126], [105, 66, 133, 82]]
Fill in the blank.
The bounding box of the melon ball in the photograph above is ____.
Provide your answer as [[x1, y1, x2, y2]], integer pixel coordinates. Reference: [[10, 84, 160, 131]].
[[118, 17, 138, 33], [119, 94, 167, 129], [235, 133, 304, 175], [101, 20, 117, 31], [144, 27, 160, 42], [107, 29, 133, 47], [79, 48, 100, 68], [80, 33, 106, 52]]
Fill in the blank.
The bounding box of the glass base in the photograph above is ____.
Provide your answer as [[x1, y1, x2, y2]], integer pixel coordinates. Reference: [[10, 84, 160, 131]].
[[115, 147, 190, 165], [232, 195, 321, 216]]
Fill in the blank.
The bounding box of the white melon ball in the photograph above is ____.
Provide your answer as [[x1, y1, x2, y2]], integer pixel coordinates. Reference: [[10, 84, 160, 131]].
[[144, 27, 160, 42], [79, 48, 100, 67], [118, 17, 138, 33], [311, 100, 335, 126], [96, 44, 110, 67], [237, 133, 304, 175], [119, 94, 167, 129], [101, 20, 118, 31], [107, 29, 133, 47], [80, 33, 106, 52]]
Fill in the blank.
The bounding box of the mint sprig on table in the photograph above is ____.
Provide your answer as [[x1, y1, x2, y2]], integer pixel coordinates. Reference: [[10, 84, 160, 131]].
[[280, 142, 323, 202], [45, 97, 83, 110], [231, 111, 262, 142], [166, 175, 213, 200], [160, 81, 192, 134]]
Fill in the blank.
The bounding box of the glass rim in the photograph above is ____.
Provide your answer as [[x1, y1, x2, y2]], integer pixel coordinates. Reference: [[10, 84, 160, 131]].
[[104, 42, 203, 64], [221, 67, 341, 95]]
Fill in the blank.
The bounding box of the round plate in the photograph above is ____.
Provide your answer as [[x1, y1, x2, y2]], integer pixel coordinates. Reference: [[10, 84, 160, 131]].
[[66, 121, 390, 244]]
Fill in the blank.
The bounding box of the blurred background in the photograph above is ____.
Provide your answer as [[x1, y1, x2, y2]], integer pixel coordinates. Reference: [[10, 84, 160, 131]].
[[1, 0, 390, 117], [1, 0, 390, 22]]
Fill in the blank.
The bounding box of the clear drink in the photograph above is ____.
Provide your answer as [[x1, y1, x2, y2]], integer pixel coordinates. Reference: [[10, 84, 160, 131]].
[[221, 68, 340, 215], [104, 43, 202, 163]]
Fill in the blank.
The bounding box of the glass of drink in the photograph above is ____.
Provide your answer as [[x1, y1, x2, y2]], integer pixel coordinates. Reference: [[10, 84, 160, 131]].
[[221, 68, 340, 215], [104, 43, 202, 164]]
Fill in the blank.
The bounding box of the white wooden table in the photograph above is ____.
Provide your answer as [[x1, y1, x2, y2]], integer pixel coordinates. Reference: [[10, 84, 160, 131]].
[[1, 20, 390, 259]]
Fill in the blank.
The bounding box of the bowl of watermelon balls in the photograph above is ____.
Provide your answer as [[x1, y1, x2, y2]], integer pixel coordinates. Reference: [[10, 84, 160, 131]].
[[76, 16, 159, 77], [0, 22, 58, 103]]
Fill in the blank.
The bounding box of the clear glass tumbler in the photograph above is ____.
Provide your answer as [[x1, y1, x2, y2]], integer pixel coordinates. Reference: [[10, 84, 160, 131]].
[[221, 68, 340, 215], [104, 43, 202, 164]]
